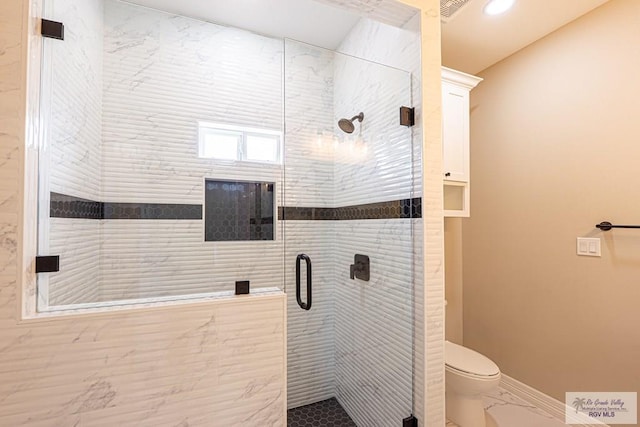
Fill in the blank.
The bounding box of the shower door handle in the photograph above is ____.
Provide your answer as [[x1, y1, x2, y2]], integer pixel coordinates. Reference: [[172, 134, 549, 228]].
[[296, 254, 312, 310]]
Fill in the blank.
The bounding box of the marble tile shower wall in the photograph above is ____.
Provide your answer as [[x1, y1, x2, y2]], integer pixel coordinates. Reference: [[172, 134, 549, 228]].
[[330, 20, 418, 425], [45, 0, 103, 305], [54, 0, 286, 302], [47, 0, 102, 201], [280, 18, 423, 423], [42, 2, 426, 422], [285, 222, 336, 409], [284, 41, 338, 409], [316, 0, 418, 28], [332, 53, 412, 206], [1, 0, 288, 424], [334, 219, 414, 425], [283, 40, 335, 208], [338, 16, 425, 422]]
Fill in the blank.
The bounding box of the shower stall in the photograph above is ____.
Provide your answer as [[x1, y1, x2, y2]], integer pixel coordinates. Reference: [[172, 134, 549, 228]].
[[36, 0, 421, 425]]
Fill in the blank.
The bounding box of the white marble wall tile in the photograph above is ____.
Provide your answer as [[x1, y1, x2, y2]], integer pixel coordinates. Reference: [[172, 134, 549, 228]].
[[418, 0, 447, 422], [334, 219, 414, 425], [44, 0, 288, 304], [101, 0, 283, 204], [99, 220, 284, 302], [284, 40, 336, 208], [336, 11, 428, 423], [285, 221, 336, 408], [1, 2, 288, 425], [336, 15, 423, 198], [48, 219, 101, 305], [317, 0, 419, 29], [43, 0, 103, 306], [329, 16, 421, 424], [12, 0, 440, 424], [0, 295, 286, 426], [333, 52, 413, 206], [0, 0, 26, 285], [46, 0, 103, 201]]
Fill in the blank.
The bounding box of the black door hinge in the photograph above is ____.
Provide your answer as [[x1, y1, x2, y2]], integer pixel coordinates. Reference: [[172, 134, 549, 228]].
[[35, 256, 60, 273], [403, 415, 418, 427], [41, 19, 64, 40]]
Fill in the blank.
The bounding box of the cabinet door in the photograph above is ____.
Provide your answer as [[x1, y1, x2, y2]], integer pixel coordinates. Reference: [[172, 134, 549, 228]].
[[442, 82, 469, 182]]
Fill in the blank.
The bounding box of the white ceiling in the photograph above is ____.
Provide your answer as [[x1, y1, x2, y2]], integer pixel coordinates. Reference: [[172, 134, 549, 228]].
[[122, 0, 608, 75], [125, 0, 362, 50], [441, 0, 610, 74]]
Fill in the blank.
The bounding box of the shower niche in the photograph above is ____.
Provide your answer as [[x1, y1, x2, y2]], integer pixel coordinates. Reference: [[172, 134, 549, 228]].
[[36, 0, 420, 424], [204, 180, 275, 242]]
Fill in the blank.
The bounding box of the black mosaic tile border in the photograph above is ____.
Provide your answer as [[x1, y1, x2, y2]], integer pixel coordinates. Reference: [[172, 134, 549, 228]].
[[279, 197, 422, 221], [50, 193, 202, 220], [50, 192, 103, 219], [103, 203, 202, 220], [51, 193, 421, 221]]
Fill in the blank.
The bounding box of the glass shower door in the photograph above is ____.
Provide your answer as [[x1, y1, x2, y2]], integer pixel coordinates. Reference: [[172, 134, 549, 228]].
[[283, 39, 415, 426]]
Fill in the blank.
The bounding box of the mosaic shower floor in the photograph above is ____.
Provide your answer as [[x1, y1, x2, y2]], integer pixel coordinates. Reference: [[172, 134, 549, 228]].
[[288, 398, 356, 427]]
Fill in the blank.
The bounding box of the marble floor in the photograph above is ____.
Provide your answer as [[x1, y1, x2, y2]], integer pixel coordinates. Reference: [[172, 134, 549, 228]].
[[447, 387, 566, 427]]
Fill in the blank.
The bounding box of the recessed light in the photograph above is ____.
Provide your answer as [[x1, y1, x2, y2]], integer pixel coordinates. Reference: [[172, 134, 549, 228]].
[[483, 0, 515, 16]]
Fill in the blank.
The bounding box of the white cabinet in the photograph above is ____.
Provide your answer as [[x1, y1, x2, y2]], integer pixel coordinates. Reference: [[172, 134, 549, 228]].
[[442, 67, 482, 217]]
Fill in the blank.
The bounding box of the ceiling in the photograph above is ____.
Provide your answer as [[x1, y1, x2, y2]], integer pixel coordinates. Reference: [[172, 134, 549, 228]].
[[124, 0, 609, 75], [126, 0, 362, 50], [441, 0, 610, 74]]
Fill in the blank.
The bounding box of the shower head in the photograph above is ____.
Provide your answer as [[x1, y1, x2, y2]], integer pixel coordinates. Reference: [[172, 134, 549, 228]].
[[338, 112, 364, 134]]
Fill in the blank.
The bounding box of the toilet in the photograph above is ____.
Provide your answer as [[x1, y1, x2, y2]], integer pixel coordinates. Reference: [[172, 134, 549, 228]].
[[445, 341, 501, 427]]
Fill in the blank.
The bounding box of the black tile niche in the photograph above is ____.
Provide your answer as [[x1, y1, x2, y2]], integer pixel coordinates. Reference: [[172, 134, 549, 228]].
[[204, 180, 275, 241]]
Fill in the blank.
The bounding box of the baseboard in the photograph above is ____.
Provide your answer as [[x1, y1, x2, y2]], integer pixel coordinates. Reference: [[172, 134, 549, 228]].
[[500, 374, 609, 427]]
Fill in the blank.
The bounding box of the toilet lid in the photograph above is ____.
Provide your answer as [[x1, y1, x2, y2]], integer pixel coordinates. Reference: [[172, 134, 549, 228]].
[[445, 341, 500, 377]]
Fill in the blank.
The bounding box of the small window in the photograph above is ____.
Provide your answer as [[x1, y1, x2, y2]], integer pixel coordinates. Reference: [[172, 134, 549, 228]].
[[199, 122, 281, 164]]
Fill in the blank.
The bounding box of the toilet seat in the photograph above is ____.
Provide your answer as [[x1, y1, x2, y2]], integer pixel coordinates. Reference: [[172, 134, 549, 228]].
[[445, 341, 500, 378]]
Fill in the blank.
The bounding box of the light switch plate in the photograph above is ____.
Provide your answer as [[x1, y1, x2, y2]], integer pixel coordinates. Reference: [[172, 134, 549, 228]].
[[577, 237, 601, 257]]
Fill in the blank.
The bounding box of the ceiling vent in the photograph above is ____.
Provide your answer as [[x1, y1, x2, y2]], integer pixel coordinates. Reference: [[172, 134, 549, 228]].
[[441, 0, 473, 23]]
